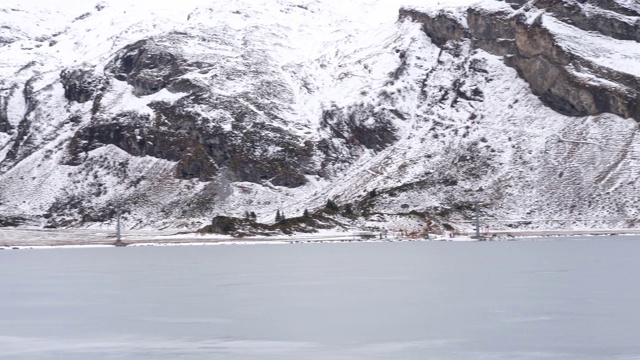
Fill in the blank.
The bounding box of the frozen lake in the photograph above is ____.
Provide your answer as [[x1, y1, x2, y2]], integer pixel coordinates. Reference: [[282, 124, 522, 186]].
[[1, 237, 640, 359]]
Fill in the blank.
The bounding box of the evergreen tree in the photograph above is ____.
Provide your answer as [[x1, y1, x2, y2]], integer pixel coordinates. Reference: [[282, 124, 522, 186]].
[[275, 209, 282, 223], [250, 211, 257, 221], [325, 199, 339, 212], [303, 208, 310, 217]]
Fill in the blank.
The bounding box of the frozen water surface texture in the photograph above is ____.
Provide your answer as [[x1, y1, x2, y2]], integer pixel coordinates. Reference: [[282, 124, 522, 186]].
[[1, 238, 640, 359]]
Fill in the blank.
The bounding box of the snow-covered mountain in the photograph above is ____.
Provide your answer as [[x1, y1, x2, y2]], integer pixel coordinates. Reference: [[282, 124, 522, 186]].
[[1, 0, 639, 233]]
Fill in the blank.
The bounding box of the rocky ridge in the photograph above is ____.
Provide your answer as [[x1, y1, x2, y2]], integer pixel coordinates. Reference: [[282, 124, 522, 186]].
[[400, 0, 640, 120]]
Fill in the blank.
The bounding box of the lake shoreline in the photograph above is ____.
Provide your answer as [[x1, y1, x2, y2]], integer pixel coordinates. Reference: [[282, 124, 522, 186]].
[[2, 227, 640, 250]]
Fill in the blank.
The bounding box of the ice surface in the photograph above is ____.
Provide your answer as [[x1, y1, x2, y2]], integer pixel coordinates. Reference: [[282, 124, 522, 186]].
[[1, 239, 640, 359]]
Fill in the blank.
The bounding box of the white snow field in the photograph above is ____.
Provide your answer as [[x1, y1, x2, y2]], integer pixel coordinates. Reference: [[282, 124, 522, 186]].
[[1, 238, 640, 359]]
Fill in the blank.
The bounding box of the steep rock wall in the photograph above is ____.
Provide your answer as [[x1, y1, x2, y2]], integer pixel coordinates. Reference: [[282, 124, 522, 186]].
[[534, 0, 640, 42], [399, 0, 640, 121]]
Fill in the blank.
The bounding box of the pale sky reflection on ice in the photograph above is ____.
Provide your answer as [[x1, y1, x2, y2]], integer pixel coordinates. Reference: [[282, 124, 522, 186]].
[[0, 336, 458, 358], [1, 239, 640, 359]]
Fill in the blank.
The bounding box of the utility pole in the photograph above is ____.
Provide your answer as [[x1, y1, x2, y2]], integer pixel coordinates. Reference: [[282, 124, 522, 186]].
[[475, 201, 481, 239], [115, 208, 124, 246], [116, 208, 121, 242]]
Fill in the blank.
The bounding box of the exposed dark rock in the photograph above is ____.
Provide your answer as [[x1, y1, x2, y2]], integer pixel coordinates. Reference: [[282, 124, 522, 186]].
[[467, 7, 517, 56], [106, 38, 187, 96], [203, 216, 254, 234], [176, 145, 217, 181], [399, 8, 469, 47], [65, 96, 313, 186], [0, 216, 26, 227], [199, 213, 338, 237], [315, 105, 392, 176], [198, 216, 275, 237], [2, 77, 38, 169], [510, 13, 640, 118], [270, 213, 338, 234], [0, 35, 19, 46], [321, 104, 398, 152], [455, 81, 484, 102], [64, 119, 218, 179], [60, 66, 103, 103], [0, 85, 14, 133], [534, 0, 640, 42], [46, 195, 121, 227], [401, 2, 640, 121], [61, 33, 314, 187], [590, 0, 640, 17], [73, 12, 92, 22], [166, 78, 206, 94]]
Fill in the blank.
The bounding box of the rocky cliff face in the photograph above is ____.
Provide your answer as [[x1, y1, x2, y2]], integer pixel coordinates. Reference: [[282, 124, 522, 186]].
[[400, 0, 640, 121], [0, 0, 639, 233], [62, 31, 318, 187], [60, 67, 103, 103]]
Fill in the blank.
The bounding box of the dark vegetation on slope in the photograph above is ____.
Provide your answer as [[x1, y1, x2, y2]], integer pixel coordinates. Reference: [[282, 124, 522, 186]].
[[198, 212, 341, 237]]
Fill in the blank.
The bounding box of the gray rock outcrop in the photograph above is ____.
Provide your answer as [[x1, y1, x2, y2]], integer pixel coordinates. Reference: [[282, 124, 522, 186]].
[[106, 38, 189, 96], [535, 0, 640, 42], [60, 66, 103, 103], [400, 0, 640, 121], [65, 94, 313, 186], [0, 84, 13, 133]]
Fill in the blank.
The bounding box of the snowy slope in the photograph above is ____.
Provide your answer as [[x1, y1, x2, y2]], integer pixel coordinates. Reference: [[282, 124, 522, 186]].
[[0, 0, 639, 234]]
